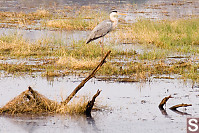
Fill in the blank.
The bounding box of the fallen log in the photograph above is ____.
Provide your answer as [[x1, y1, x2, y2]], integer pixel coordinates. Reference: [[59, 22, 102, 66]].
[[169, 103, 192, 110], [63, 50, 111, 105], [158, 95, 173, 110], [85, 89, 102, 116]]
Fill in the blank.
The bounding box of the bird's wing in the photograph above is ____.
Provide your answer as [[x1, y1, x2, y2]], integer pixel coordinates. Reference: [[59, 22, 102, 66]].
[[86, 20, 112, 44]]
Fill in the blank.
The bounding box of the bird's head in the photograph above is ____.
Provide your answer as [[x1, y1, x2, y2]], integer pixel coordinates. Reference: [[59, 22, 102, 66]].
[[110, 10, 127, 17], [109, 10, 127, 23]]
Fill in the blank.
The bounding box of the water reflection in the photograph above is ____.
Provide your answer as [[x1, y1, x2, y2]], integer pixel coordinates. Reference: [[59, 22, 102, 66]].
[[86, 115, 101, 132], [159, 106, 191, 118], [1, 115, 48, 133], [159, 107, 168, 116], [170, 109, 191, 116], [1, 114, 101, 133]]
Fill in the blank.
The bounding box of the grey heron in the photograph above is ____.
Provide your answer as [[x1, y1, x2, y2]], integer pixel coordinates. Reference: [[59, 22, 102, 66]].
[[86, 10, 126, 55]]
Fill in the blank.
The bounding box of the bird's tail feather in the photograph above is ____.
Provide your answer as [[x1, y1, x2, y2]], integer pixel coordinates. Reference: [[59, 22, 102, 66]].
[[86, 38, 92, 44]]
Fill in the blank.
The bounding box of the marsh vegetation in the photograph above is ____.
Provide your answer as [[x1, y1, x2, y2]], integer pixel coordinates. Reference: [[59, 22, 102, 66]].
[[0, 7, 198, 83]]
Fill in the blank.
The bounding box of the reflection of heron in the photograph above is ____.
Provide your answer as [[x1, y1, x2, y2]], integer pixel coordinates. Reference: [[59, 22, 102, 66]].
[[86, 10, 126, 55]]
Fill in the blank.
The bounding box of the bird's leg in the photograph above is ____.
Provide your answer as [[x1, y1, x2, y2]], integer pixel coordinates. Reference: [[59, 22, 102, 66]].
[[100, 41, 104, 58], [100, 37, 104, 58]]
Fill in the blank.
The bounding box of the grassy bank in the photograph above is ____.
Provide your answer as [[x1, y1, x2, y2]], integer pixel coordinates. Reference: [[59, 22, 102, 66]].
[[118, 18, 199, 53]]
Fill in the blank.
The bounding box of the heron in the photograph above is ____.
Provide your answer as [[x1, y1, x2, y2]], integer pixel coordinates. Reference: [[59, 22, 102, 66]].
[[86, 10, 126, 55]]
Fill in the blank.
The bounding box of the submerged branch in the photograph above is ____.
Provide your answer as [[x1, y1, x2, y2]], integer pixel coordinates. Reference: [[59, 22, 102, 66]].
[[85, 89, 102, 116], [158, 95, 173, 109], [169, 103, 192, 110]]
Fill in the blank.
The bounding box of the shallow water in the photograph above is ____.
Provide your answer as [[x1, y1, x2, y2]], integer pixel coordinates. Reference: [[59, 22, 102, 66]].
[[0, 75, 198, 132], [0, 0, 147, 12], [129, 1, 199, 20], [0, 28, 88, 44]]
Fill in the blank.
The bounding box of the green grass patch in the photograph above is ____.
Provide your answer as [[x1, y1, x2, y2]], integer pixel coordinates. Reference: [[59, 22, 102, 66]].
[[119, 18, 199, 53]]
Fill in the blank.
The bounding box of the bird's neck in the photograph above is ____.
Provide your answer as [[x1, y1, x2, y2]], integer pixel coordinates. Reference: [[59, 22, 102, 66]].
[[110, 15, 118, 29]]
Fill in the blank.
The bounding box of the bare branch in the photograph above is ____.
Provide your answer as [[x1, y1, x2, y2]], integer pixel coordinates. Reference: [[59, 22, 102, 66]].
[[63, 50, 111, 105]]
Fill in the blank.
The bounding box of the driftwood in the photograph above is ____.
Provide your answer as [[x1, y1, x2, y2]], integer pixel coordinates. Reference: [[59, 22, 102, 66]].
[[85, 89, 102, 116], [158, 95, 173, 109], [63, 50, 111, 105], [169, 103, 192, 110]]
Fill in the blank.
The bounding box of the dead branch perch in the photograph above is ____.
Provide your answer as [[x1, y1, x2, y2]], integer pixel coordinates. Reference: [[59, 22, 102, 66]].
[[169, 103, 192, 110], [158, 95, 173, 109], [85, 89, 101, 116], [63, 50, 111, 105]]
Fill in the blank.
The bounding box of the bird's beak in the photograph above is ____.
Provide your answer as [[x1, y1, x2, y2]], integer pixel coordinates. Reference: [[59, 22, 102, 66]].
[[117, 13, 127, 15]]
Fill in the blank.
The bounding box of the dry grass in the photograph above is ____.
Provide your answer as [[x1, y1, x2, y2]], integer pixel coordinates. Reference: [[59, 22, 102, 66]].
[[31, 9, 51, 18], [56, 56, 99, 70], [58, 96, 89, 115], [0, 87, 94, 115], [0, 9, 52, 28], [45, 19, 87, 30], [43, 9, 108, 30], [0, 88, 58, 115], [0, 34, 51, 57]]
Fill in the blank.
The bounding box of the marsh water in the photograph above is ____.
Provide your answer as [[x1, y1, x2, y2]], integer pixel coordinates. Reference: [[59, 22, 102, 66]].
[[0, 76, 198, 133], [0, 0, 199, 133]]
